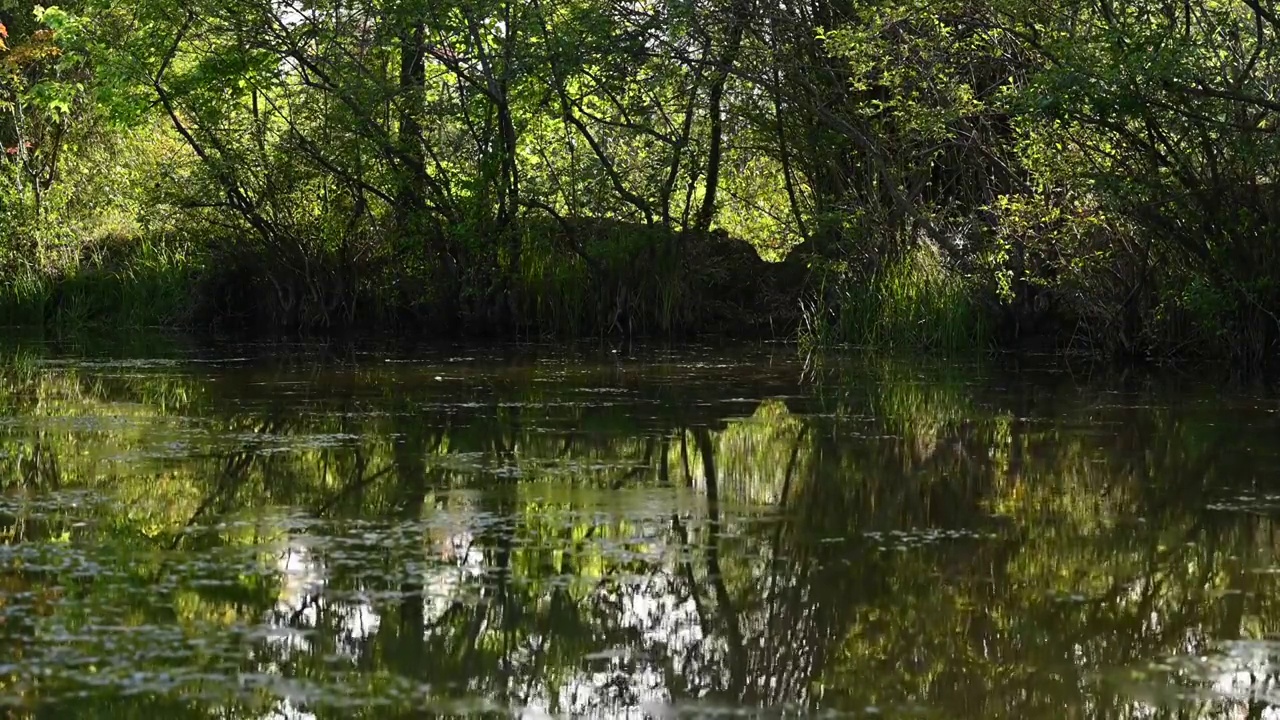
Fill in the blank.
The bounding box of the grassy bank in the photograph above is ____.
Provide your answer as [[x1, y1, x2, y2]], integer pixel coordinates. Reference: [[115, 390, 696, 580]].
[[799, 245, 990, 354], [0, 241, 197, 328], [0, 222, 798, 340], [1, 222, 1275, 375]]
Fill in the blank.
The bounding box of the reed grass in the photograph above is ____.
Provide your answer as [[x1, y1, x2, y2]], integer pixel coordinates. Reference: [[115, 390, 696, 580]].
[[802, 244, 989, 352], [516, 224, 688, 338], [0, 237, 197, 329], [2, 220, 767, 339]]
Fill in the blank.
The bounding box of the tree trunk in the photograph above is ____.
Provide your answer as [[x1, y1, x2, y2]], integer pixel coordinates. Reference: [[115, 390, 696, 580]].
[[696, 0, 749, 232], [395, 19, 427, 239]]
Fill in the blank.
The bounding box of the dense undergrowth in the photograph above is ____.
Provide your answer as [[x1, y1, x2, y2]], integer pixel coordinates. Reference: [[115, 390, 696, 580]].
[[4, 0, 1280, 368]]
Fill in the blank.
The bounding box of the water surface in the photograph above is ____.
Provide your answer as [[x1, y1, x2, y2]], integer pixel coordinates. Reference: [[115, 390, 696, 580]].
[[0, 338, 1278, 718]]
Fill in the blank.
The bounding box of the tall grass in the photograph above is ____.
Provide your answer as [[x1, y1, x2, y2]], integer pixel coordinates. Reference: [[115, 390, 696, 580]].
[[515, 221, 688, 338], [0, 237, 197, 329], [519, 232, 595, 337], [802, 244, 988, 352], [0, 266, 49, 327]]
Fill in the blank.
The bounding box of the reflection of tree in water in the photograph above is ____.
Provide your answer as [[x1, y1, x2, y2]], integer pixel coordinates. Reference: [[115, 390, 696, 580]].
[[0, 352, 1278, 717]]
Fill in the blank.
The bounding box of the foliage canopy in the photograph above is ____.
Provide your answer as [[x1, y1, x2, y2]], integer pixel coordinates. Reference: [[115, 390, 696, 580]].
[[4, 0, 1280, 364]]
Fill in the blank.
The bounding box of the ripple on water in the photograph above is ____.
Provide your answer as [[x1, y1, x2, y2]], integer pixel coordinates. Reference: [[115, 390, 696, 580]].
[[1, 346, 1279, 718]]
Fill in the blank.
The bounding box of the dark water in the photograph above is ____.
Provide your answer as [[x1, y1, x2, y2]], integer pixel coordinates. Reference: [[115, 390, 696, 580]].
[[1, 337, 1279, 718]]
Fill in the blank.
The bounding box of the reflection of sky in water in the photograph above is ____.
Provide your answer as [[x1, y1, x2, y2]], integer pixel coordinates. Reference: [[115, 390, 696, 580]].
[[520, 575, 706, 718], [263, 520, 711, 717], [272, 538, 381, 659], [1207, 642, 1280, 708], [270, 698, 318, 720], [1118, 634, 1280, 719], [259, 533, 1280, 719], [8, 346, 1280, 719]]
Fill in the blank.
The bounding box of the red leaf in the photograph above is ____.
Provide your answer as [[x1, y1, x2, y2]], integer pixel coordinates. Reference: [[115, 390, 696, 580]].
[[0, 21, 7, 38]]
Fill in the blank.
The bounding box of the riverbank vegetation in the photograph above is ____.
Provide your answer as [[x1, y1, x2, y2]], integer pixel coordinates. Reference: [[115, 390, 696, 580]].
[[4, 0, 1280, 365]]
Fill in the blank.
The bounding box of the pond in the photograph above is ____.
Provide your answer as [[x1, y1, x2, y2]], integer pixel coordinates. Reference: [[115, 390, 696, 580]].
[[0, 336, 1278, 718]]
